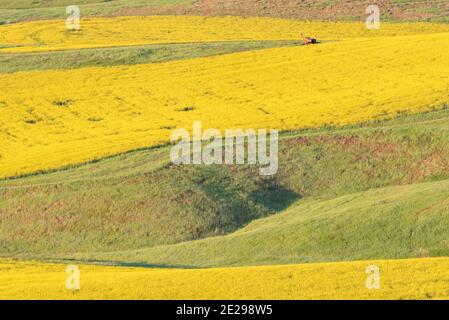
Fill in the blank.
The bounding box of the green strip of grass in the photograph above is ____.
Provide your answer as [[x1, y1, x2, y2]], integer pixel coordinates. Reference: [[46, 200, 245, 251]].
[[0, 0, 194, 22], [2, 108, 449, 261], [0, 0, 104, 9], [0, 40, 302, 73]]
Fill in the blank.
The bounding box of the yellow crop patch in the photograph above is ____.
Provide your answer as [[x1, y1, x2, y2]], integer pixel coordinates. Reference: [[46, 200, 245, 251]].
[[1, 258, 448, 300], [1, 31, 449, 178], [1, 16, 449, 53]]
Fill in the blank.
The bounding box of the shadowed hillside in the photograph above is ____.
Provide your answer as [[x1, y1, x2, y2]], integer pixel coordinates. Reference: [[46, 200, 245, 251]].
[[2, 108, 449, 259], [74, 179, 449, 268]]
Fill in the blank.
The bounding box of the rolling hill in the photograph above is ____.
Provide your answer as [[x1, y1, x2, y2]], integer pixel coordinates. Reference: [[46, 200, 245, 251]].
[[2, 109, 449, 263], [1, 1, 449, 300], [75, 178, 449, 268], [1, 20, 449, 179], [1, 0, 449, 23]]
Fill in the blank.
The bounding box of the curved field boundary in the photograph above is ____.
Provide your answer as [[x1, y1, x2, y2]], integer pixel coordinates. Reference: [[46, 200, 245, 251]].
[[1, 32, 449, 178]]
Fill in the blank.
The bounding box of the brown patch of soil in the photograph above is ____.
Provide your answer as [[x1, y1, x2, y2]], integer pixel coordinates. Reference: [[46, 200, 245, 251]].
[[331, 134, 404, 157], [408, 149, 449, 182]]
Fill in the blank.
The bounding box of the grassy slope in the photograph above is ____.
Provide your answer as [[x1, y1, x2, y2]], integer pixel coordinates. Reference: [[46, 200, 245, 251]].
[[1, 0, 448, 23], [0, 0, 105, 8], [1, 0, 448, 270], [2, 108, 449, 261], [0, 0, 194, 22], [77, 179, 449, 267], [0, 40, 301, 73], [0, 156, 296, 255]]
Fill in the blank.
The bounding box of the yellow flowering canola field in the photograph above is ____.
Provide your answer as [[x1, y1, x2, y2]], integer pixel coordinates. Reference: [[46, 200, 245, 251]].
[[1, 258, 448, 300], [1, 16, 449, 53], [1, 29, 449, 178]]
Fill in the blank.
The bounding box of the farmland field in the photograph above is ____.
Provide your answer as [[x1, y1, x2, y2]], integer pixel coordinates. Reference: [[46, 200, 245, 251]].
[[1, 0, 449, 23], [2, 16, 449, 53], [2, 109, 449, 260], [1, 0, 449, 302], [1, 258, 449, 300], [1, 20, 449, 178]]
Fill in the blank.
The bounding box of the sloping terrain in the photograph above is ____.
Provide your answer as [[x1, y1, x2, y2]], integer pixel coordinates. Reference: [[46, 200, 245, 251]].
[[156, 0, 449, 22], [1, 0, 449, 23], [0, 0, 195, 23], [1, 22, 449, 178], [76, 179, 449, 267], [1, 1, 449, 301], [2, 109, 449, 260], [0, 40, 300, 73]]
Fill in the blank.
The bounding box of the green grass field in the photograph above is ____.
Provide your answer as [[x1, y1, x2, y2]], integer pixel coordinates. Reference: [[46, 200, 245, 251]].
[[2, 107, 449, 266], [1, 2, 449, 300], [74, 179, 449, 268], [1, 0, 448, 23], [0, 40, 301, 73], [0, 0, 194, 23]]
